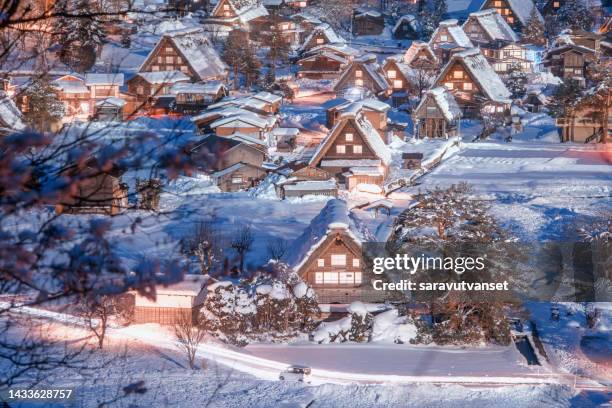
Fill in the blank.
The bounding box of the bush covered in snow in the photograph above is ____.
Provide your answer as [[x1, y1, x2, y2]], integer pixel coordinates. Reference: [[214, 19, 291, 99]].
[[201, 279, 320, 345], [313, 303, 419, 344]]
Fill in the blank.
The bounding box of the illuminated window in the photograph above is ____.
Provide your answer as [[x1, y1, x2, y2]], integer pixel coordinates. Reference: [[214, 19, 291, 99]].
[[356, 70, 363, 78], [440, 34, 448, 42], [453, 70, 463, 79], [316, 37, 324, 44], [494, 0, 502, 6], [353, 145, 362, 154], [317, 258, 324, 267], [345, 133, 353, 141], [331, 254, 346, 266], [166, 56, 173, 64], [231, 177, 242, 184], [165, 47, 173, 53], [336, 144, 346, 154], [137, 86, 144, 95], [507, 16, 514, 23], [444, 82, 453, 89], [355, 79, 364, 86], [393, 79, 403, 88], [464, 82, 473, 90], [223, 4, 230, 10], [177, 57, 182, 63], [315, 272, 323, 284], [355, 272, 362, 283], [553, 1, 559, 7], [152, 66, 160, 71], [353, 258, 360, 267], [281, 24, 289, 30], [181, 66, 189, 73], [387, 69, 396, 79], [157, 56, 163, 63], [324, 272, 338, 284], [339, 272, 355, 284]]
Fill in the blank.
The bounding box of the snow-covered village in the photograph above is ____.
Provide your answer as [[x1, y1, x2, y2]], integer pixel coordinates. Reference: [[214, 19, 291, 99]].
[[0, 0, 610, 406]]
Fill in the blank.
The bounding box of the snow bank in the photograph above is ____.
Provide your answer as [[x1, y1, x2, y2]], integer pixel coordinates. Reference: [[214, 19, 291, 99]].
[[312, 316, 352, 344], [371, 309, 417, 344]]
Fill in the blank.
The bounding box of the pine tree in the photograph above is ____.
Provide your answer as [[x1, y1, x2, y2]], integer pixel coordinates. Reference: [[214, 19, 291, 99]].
[[521, 7, 545, 45], [263, 13, 291, 82], [57, 0, 107, 72], [221, 29, 248, 90], [23, 75, 65, 132], [419, 0, 447, 39], [556, 1, 594, 31], [504, 63, 528, 99], [549, 78, 583, 118]]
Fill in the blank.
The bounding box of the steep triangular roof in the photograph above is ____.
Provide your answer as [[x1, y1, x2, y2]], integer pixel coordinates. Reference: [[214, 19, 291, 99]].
[[430, 19, 474, 48], [309, 110, 391, 167], [334, 54, 390, 95], [403, 41, 438, 66], [140, 27, 227, 81], [413, 86, 462, 122], [435, 48, 511, 104], [464, 9, 519, 43], [481, 0, 543, 26], [299, 23, 346, 52], [285, 199, 362, 274]]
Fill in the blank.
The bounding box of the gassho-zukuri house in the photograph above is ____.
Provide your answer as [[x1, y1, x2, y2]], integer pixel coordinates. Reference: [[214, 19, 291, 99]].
[[285, 199, 388, 305]]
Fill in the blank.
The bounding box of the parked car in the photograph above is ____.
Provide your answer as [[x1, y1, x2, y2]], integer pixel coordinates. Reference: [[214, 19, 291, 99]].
[[279, 365, 312, 383]]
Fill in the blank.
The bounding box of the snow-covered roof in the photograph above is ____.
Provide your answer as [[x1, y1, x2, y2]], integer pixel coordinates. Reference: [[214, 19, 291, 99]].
[[252, 91, 282, 104], [415, 86, 462, 122], [226, 132, 267, 146], [212, 0, 268, 23], [154, 274, 208, 296], [320, 159, 381, 167], [135, 70, 190, 84], [465, 9, 518, 43], [393, 14, 419, 34], [0, 91, 25, 131], [484, 0, 543, 26], [403, 41, 437, 66], [307, 43, 360, 57], [140, 27, 227, 82], [283, 179, 337, 191], [285, 199, 361, 271], [300, 51, 348, 64], [211, 162, 262, 178], [210, 112, 270, 129], [300, 23, 346, 51], [272, 127, 300, 136], [95, 96, 126, 107], [431, 19, 473, 48], [170, 81, 226, 95], [336, 55, 390, 94], [85, 73, 124, 86], [354, 7, 382, 18], [310, 110, 391, 167], [53, 79, 88, 94], [331, 97, 391, 114], [439, 48, 511, 104]]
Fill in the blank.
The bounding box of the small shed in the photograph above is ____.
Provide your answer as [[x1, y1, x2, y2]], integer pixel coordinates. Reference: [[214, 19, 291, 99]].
[[393, 15, 419, 39], [402, 152, 423, 169], [94, 97, 126, 121], [363, 199, 393, 217], [132, 275, 208, 325], [412, 86, 461, 138], [211, 162, 269, 192], [272, 127, 300, 151], [280, 179, 338, 199], [352, 8, 385, 36]]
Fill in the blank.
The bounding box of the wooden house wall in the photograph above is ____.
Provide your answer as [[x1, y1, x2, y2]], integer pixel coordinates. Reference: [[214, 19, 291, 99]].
[[140, 37, 195, 80], [463, 18, 491, 44], [213, 0, 238, 18], [215, 124, 263, 138], [321, 120, 376, 162], [481, 0, 521, 28], [436, 61, 482, 110], [336, 63, 387, 96], [217, 145, 265, 170], [353, 15, 385, 36], [217, 165, 267, 192]]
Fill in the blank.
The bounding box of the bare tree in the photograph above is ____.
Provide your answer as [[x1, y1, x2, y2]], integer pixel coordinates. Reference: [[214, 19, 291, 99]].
[[81, 294, 132, 349], [174, 313, 206, 369], [193, 222, 223, 275], [231, 225, 254, 273], [266, 237, 288, 261]]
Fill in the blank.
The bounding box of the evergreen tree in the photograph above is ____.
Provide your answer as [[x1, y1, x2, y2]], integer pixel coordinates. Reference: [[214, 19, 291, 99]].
[[419, 0, 447, 39], [521, 7, 546, 45], [504, 63, 528, 99], [263, 14, 291, 82], [222, 29, 261, 90], [23, 75, 65, 132], [57, 0, 107, 72], [556, 1, 594, 31], [549, 78, 583, 118]]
